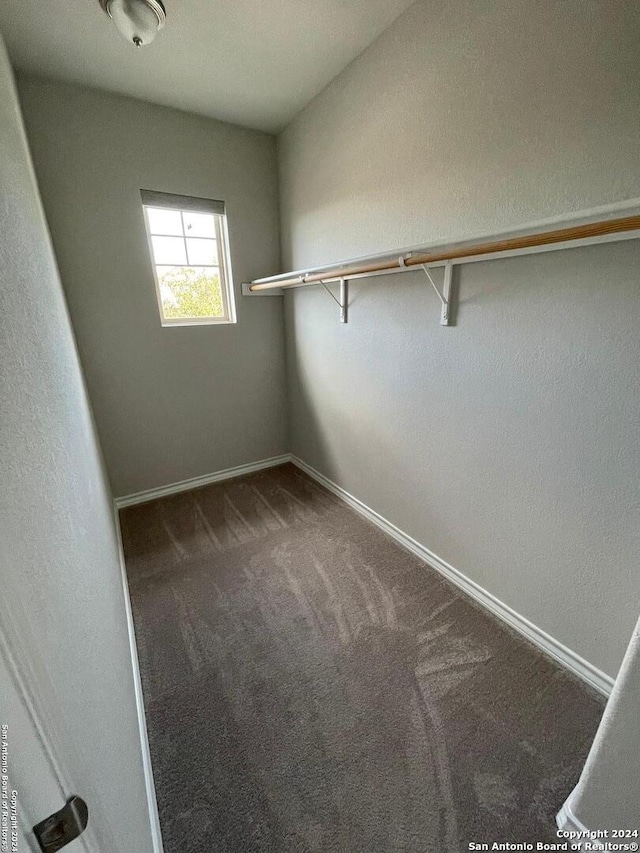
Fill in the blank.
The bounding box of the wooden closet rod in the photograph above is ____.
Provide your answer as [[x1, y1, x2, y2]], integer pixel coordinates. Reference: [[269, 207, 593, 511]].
[[249, 215, 640, 291]]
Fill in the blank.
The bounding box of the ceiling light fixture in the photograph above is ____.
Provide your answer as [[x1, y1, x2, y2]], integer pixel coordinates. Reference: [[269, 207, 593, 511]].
[[99, 0, 166, 48]]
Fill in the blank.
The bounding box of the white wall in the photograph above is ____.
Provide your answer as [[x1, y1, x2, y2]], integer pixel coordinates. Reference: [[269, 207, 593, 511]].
[[17, 74, 287, 498], [0, 38, 155, 852], [278, 0, 640, 679], [280, 0, 640, 269]]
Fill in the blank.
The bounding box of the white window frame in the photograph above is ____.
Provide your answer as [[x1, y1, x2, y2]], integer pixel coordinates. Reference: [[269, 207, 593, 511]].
[[141, 190, 237, 327]]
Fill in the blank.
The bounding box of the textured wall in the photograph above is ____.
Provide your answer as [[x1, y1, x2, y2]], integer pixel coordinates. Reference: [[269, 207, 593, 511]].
[[279, 0, 640, 678], [17, 74, 287, 498], [279, 0, 640, 269], [0, 39, 154, 851]]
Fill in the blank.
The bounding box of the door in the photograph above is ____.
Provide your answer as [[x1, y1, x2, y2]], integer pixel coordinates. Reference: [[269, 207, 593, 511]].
[[0, 38, 161, 853], [1, 636, 77, 852]]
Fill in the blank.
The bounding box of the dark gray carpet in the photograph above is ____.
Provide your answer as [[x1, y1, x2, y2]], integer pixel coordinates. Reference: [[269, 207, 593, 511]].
[[121, 463, 604, 853]]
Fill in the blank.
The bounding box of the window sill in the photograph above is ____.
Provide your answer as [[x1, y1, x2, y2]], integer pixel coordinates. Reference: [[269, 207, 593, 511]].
[[160, 318, 237, 327]]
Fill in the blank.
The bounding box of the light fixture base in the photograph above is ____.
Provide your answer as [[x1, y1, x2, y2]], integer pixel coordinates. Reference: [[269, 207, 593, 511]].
[[99, 0, 166, 32]]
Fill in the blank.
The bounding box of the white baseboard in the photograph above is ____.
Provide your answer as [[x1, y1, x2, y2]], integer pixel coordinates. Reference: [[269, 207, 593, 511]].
[[556, 794, 601, 849], [114, 454, 292, 509], [113, 506, 165, 853], [556, 794, 587, 833], [290, 455, 614, 697]]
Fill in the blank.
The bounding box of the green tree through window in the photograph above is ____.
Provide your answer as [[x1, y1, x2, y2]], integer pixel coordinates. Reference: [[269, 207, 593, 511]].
[[159, 267, 224, 319]]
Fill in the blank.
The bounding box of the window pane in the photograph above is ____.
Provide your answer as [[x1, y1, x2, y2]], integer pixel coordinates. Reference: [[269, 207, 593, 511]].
[[156, 266, 224, 320], [151, 235, 187, 265], [182, 211, 216, 238], [146, 207, 183, 236], [186, 238, 218, 266]]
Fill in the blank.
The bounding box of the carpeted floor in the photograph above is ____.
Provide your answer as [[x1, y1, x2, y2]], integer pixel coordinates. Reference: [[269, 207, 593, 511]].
[[120, 463, 605, 853]]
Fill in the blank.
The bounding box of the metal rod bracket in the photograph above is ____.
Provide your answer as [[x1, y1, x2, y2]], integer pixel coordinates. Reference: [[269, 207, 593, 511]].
[[320, 278, 349, 323], [421, 262, 453, 326]]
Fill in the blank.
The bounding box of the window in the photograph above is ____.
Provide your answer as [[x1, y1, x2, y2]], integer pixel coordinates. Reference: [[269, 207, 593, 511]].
[[141, 190, 236, 325]]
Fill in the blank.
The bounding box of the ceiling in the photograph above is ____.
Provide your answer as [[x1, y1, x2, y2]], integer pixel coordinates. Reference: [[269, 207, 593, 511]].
[[0, 0, 415, 132]]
